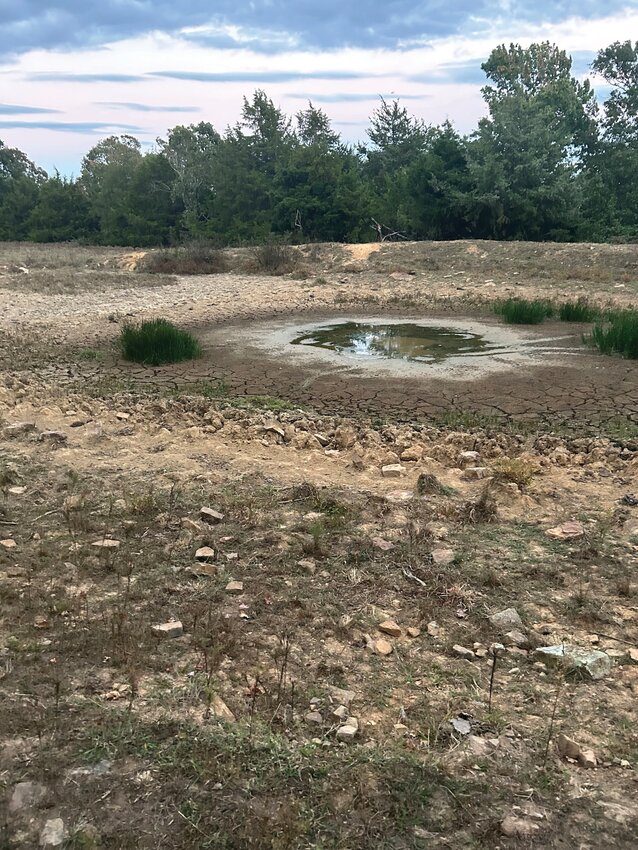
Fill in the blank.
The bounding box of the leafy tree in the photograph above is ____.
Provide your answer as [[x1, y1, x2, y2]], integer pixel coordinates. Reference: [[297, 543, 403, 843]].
[[468, 42, 598, 240], [204, 91, 296, 242], [28, 174, 97, 242], [158, 122, 220, 232], [583, 41, 638, 238], [404, 123, 472, 239], [363, 99, 432, 234], [80, 135, 143, 243], [0, 140, 45, 240], [273, 104, 370, 241]]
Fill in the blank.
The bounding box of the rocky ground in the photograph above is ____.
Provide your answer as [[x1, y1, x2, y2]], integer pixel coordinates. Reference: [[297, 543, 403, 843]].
[[1, 240, 637, 849]]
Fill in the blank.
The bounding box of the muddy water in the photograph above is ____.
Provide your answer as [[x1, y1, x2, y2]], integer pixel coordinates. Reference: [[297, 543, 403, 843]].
[[214, 316, 581, 381], [292, 321, 501, 362]]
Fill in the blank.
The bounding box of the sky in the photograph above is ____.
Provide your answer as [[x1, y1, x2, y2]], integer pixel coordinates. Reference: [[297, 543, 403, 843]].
[[1, 1, 637, 176]]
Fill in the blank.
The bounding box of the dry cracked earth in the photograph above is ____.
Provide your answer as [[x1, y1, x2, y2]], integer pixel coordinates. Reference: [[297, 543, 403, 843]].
[[1, 239, 638, 849]]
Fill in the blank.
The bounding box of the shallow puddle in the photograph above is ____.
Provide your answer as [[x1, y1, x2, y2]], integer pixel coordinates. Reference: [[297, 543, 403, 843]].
[[292, 321, 504, 362]]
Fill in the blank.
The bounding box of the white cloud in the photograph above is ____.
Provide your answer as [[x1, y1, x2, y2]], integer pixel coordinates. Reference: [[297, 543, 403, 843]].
[[2, 7, 635, 174]]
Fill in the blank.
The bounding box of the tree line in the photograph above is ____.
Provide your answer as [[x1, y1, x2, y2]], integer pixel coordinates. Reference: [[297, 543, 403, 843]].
[[1, 41, 637, 246]]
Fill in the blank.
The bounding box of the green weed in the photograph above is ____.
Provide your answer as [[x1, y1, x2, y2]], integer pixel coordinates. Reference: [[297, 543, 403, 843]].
[[495, 298, 554, 324], [587, 309, 638, 359], [119, 319, 202, 366]]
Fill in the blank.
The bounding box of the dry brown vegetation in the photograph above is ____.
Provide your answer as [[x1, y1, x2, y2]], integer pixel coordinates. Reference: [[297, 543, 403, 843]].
[[1, 239, 637, 849]]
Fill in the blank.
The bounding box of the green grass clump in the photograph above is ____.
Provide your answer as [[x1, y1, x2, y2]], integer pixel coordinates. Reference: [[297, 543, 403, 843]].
[[558, 298, 599, 322], [495, 298, 553, 324], [587, 309, 638, 359], [119, 319, 201, 366]]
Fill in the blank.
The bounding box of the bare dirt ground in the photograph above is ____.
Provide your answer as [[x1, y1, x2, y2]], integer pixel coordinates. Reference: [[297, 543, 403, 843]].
[[1, 240, 638, 849]]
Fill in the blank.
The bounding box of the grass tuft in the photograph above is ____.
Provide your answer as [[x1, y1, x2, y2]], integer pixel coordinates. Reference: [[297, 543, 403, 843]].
[[587, 309, 638, 359], [119, 319, 202, 366], [558, 298, 599, 322], [495, 298, 553, 324]]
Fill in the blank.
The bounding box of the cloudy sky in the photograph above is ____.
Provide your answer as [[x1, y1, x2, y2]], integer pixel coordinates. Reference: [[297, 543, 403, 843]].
[[1, 1, 636, 175]]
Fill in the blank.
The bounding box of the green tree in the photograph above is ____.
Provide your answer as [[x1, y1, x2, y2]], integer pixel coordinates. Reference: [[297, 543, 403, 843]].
[[404, 122, 471, 239], [273, 103, 370, 241], [158, 122, 220, 233], [28, 174, 96, 242], [363, 98, 431, 235], [582, 41, 638, 239], [80, 135, 143, 243], [204, 91, 296, 242], [0, 140, 45, 240], [468, 42, 597, 240]]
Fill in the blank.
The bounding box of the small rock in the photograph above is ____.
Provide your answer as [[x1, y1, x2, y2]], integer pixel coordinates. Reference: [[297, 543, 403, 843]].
[[40, 818, 67, 847], [400, 445, 424, 462], [371, 536, 395, 551], [0, 538, 17, 549], [91, 538, 120, 549], [200, 507, 224, 524], [3, 421, 36, 438], [578, 748, 597, 769], [431, 547, 455, 566], [332, 704, 348, 721], [451, 716, 471, 735], [500, 816, 540, 838], [151, 620, 183, 639], [459, 450, 480, 465], [328, 686, 356, 706], [7, 486, 26, 495], [374, 638, 394, 656], [489, 608, 524, 630], [189, 562, 217, 577], [9, 781, 47, 813], [225, 580, 244, 593], [462, 466, 490, 480], [181, 518, 202, 532], [453, 645, 475, 660], [334, 425, 357, 450], [211, 695, 235, 722], [474, 644, 489, 658], [545, 521, 585, 540], [305, 710, 323, 725], [557, 734, 597, 768], [263, 422, 285, 439], [426, 621, 440, 637], [381, 463, 406, 478], [378, 619, 402, 638], [115, 411, 130, 420], [39, 430, 68, 444], [384, 489, 413, 503], [406, 627, 421, 638], [504, 629, 529, 649], [336, 717, 359, 741], [195, 546, 216, 562], [535, 645, 612, 680], [628, 647, 638, 664], [467, 734, 490, 756]]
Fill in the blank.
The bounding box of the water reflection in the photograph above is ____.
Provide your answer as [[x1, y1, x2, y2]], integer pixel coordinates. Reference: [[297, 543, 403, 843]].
[[292, 322, 503, 362]]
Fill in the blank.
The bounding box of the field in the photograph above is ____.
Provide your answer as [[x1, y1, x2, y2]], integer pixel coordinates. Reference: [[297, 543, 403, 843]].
[[1, 240, 638, 849]]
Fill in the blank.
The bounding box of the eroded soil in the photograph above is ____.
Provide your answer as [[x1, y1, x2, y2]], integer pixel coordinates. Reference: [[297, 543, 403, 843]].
[[1, 240, 637, 849]]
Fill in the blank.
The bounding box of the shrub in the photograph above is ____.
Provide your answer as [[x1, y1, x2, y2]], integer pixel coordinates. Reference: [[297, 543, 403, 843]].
[[251, 244, 296, 275], [490, 457, 538, 488], [495, 298, 553, 324], [119, 319, 202, 366], [558, 298, 599, 322], [587, 309, 638, 359], [140, 242, 228, 275]]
